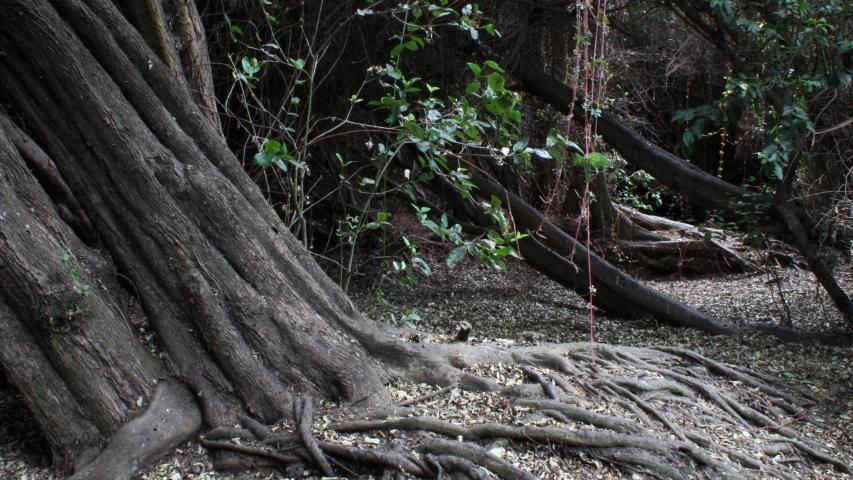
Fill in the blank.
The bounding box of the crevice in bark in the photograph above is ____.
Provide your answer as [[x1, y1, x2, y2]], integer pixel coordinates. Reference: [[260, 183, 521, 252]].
[[114, 0, 220, 128], [0, 111, 95, 242], [0, 100, 173, 474]]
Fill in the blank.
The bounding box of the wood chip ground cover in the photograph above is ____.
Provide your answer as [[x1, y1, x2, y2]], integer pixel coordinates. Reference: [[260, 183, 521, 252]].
[[1, 260, 850, 479]]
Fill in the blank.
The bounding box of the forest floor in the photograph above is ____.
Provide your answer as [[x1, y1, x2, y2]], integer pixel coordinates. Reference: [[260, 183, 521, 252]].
[[1, 257, 851, 479]]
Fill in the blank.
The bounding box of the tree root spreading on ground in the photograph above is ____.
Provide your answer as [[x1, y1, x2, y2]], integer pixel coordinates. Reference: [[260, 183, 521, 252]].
[[198, 342, 851, 479]]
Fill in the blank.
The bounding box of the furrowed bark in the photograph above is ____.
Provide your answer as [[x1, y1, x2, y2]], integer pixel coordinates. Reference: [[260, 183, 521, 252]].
[[0, 107, 175, 473], [1, 0, 402, 409], [115, 0, 219, 127], [0, 0, 441, 475]]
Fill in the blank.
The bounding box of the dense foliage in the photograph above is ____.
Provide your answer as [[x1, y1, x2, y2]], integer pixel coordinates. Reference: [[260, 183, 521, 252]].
[[200, 0, 851, 285]]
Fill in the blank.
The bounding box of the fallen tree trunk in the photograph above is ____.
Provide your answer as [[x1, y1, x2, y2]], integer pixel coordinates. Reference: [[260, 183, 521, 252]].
[[587, 176, 748, 274], [612, 205, 753, 274], [422, 164, 845, 338], [620, 239, 746, 274], [450, 172, 738, 334], [416, 160, 730, 324], [616, 205, 716, 234]]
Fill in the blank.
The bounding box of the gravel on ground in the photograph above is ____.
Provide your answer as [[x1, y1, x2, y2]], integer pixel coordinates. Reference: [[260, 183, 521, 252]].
[[1, 256, 850, 480]]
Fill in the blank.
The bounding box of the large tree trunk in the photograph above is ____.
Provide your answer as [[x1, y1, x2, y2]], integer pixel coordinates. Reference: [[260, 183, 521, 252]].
[[0, 124, 168, 472], [0, 0, 437, 475], [0, 3, 851, 479]]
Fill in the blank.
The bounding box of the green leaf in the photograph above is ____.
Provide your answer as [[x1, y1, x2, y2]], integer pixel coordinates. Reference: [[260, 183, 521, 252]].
[[486, 72, 505, 92], [404, 39, 420, 52], [484, 60, 504, 73], [585, 152, 609, 169], [549, 148, 564, 166], [241, 57, 260, 76], [264, 139, 283, 154], [447, 246, 468, 267], [530, 148, 552, 159], [254, 152, 272, 167], [412, 257, 431, 276], [404, 120, 426, 140]]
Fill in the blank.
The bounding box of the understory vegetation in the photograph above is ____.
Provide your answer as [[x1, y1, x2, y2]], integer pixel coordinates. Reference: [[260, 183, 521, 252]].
[[0, 0, 850, 479]]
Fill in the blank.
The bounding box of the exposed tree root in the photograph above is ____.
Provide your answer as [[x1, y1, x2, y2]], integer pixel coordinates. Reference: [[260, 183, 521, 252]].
[[295, 396, 335, 476], [425, 451, 493, 480], [68, 381, 201, 480], [618, 239, 747, 274], [200, 341, 851, 479], [611, 205, 756, 274], [421, 439, 536, 480]]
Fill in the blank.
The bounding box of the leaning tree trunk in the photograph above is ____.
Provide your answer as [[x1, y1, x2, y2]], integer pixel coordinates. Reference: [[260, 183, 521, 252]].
[[502, 52, 853, 324], [467, 171, 740, 334], [416, 157, 737, 333], [0, 0, 445, 475]]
